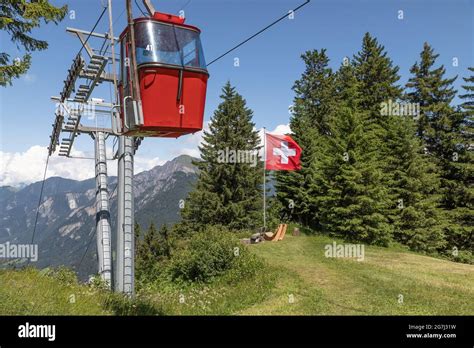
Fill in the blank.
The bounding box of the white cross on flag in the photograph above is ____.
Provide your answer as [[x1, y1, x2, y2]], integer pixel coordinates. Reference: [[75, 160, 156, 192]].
[[265, 133, 302, 171]]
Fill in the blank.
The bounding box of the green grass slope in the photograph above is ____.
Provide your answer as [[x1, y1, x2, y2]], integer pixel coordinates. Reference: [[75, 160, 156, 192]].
[[241, 233, 474, 315], [0, 232, 472, 315], [0, 268, 111, 315]]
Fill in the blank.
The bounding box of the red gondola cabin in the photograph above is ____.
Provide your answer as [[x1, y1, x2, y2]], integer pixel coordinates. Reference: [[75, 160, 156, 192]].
[[118, 11, 209, 137]]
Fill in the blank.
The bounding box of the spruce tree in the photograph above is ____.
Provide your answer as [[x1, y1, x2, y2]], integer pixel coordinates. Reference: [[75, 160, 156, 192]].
[[405, 43, 458, 143], [316, 35, 404, 245], [335, 60, 362, 110], [352, 33, 403, 226], [308, 60, 361, 231], [349, 33, 446, 250], [460, 67, 474, 136], [181, 82, 262, 231], [275, 49, 336, 228], [291, 49, 338, 135], [0, 0, 67, 86], [406, 44, 472, 252], [353, 32, 401, 195], [353, 33, 402, 125], [446, 67, 474, 252], [136, 223, 158, 274], [134, 222, 142, 255], [385, 116, 445, 252], [313, 106, 393, 245], [136, 223, 171, 281]]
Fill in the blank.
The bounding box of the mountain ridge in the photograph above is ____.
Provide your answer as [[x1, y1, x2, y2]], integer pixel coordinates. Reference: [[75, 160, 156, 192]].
[[0, 155, 198, 279]]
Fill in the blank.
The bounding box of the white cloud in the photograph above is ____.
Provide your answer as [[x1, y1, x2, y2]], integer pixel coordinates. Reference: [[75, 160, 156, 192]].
[[175, 147, 201, 158], [0, 123, 291, 187], [0, 146, 92, 187], [0, 145, 164, 187], [271, 124, 292, 135], [257, 123, 292, 146], [134, 156, 165, 173]]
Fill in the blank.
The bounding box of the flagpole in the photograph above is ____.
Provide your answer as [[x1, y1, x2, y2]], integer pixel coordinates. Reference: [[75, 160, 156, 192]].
[[263, 127, 266, 231]]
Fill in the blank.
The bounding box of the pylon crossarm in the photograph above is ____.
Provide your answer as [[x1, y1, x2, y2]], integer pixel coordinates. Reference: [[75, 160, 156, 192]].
[[63, 125, 114, 134], [66, 27, 119, 42]]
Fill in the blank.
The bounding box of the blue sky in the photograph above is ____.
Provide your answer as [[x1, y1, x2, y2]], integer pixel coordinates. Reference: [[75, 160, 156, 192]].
[[0, 0, 473, 185]]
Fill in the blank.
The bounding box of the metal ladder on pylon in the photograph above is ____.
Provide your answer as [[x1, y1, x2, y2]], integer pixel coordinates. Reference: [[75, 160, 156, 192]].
[[58, 107, 81, 157], [75, 54, 108, 103]]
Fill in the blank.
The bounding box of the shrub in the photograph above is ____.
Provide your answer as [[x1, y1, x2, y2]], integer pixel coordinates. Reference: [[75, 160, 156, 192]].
[[168, 226, 263, 283], [443, 249, 474, 265]]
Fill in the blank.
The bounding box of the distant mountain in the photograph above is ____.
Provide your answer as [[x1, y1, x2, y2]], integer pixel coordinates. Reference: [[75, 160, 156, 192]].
[[0, 155, 198, 279]]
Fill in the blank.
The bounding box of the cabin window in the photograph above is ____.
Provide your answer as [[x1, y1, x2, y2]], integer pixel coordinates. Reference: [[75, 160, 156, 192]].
[[134, 21, 206, 70]]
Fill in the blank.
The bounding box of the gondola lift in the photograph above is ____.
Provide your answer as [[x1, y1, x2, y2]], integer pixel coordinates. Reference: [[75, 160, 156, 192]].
[[114, 2, 209, 138]]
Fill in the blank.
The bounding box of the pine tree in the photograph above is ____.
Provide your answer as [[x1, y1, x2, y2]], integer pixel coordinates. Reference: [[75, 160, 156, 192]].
[[136, 223, 171, 281], [306, 61, 356, 231], [292, 49, 338, 135], [406, 43, 472, 253], [445, 67, 474, 252], [136, 223, 158, 270], [0, 0, 67, 86], [349, 33, 446, 250], [353, 33, 402, 125], [313, 35, 404, 245], [159, 224, 171, 258], [134, 222, 142, 255], [351, 32, 403, 204], [181, 82, 262, 231], [314, 106, 393, 245], [352, 33, 403, 197], [459, 67, 474, 167], [275, 49, 336, 228], [460, 67, 474, 136], [385, 116, 445, 253], [405, 43, 458, 143], [335, 60, 361, 110]]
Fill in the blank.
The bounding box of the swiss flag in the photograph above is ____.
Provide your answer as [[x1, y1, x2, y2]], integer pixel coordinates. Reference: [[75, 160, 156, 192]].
[[265, 133, 302, 171]]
